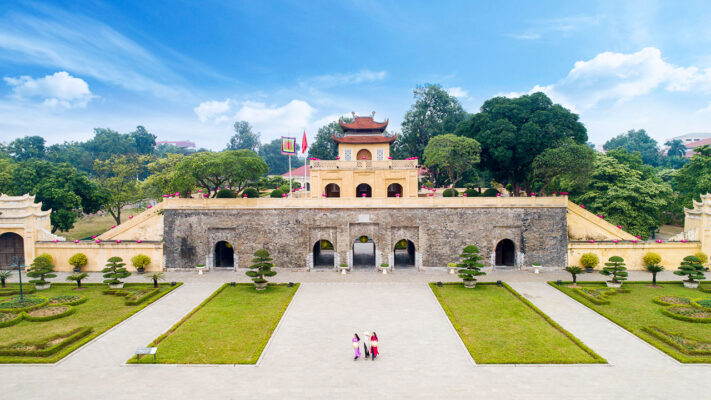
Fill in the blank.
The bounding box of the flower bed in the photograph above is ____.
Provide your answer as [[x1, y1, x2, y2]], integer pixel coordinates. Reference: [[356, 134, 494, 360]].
[[0, 312, 22, 328], [0, 296, 48, 312], [662, 306, 711, 323], [24, 305, 74, 321], [642, 326, 711, 355], [692, 298, 711, 309], [573, 287, 629, 305], [48, 295, 87, 306], [0, 327, 92, 357], [653, 295, 691, 306], [103, 287, 160, 306]]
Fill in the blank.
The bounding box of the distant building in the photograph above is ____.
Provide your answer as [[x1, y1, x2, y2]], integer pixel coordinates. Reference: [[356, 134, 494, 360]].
[[156, 140, 196, 149], [281, 165, 310, 190], [684, 137, 711, 157], [671, 132, 711, 144]]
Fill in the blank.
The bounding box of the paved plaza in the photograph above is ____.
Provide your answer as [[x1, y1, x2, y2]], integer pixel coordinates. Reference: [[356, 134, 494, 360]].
[[1, 269, 710, 399]]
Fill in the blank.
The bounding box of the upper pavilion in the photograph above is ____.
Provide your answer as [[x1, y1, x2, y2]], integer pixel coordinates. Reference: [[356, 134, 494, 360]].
[[308, 112, 418, 198]]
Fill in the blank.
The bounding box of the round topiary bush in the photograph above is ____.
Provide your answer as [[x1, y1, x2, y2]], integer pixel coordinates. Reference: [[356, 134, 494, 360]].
[[482, 188, 499, 197], [695, 251, 709, 265], [465, 188, 479, 197], [216, 188, 235, 198], [270, 189, 285, 198], [131, 254, 151, 271], [443, 188, 459, 197], [242, 187, 260, 198], [68, 253, 88, 272], [580, 253, 600, 269], [643, 252, 662, 266]]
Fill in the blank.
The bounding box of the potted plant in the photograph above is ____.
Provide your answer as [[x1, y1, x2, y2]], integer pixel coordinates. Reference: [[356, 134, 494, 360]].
[[102, 256, 131, 289], [379, 263, 390, 274], [532, 262, 542, 274], [580, 253, 599, 273], [146, 272, 165, 288], [0, 270, 11, 288], [339, 262, 349, 274], [131, 254, 151, 274], [564, 266, 583, 287], [674, 255, 705, 288], [27, 255, 57, 290], [68, 253, 88, 273], [457, 245, 485, 288], [246, 249, 276, 290], [447, 262, 458, 275], [196, 263, 206, 275], [600, 256, 628, 288], [66, 273, 89, 289], [643, 252, 663, 287]]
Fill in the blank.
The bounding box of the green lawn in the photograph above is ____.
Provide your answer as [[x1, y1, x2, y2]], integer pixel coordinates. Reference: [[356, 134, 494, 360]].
[[0, 282, 180, 363], [131, 283, 298, 364], [59, 207, 144, 240], [552, 281, 711, 363], [431, 282, 604, 364]]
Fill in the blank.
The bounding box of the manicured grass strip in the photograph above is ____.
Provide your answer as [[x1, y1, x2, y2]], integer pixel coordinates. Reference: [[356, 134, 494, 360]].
[[130, 283, 299, 364], [0, 282, 182, 364], [430, 282, 605, 364], [550, 281, 711, 363]]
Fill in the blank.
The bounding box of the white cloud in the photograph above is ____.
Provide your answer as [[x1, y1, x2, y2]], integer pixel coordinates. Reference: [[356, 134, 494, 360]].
[[307, 70, 387, 87], [4, 71, 92, 108], [447, 87, 468, 98], [234, 100, 316, 140], [507, 15, 601, 40], [193, 98, 233, 123]]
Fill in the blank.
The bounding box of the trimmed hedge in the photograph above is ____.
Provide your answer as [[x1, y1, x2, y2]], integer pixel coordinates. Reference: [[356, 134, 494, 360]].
[[482, 188, 499, 197], [443, 188, 459, 197], [48, 295, 87, 306], [270, 188, 285, 198], [661, 305, 711, 323], [0, 327, 92, 357], [693, 298, 711, 309], [699, 285, 711, 293], [0, 296, 49, 312], [103, 287, 161, 306], [0, 312, 22, 328], [572, 287, 628, 305], [653, 295, 691, 307], [242, 187, 260, 198], [216, 188, 235, 198], [464, 188, 480, 197], [0, 286, 36, 297], [23, 305, 75, 322], [642, 326, 711, 355]]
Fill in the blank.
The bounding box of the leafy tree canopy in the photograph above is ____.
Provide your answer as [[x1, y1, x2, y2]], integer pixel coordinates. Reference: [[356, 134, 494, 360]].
[[533, 140, 595, 195], [227, 121, 260, 152], [674, 144, 711, 209], [7, 136, 46, 161], [93, 155, 147, 224], [258, 139, 303, 175], [175, 150, 268, 197], [308, 119, 350, 160], [423, 134, 480, 188], [456, 92, 587, 195], [603, 129, 661, 166]]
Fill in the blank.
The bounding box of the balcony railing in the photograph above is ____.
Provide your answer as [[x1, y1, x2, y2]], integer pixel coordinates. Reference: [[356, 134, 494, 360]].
[[310, 159, 418, 170]]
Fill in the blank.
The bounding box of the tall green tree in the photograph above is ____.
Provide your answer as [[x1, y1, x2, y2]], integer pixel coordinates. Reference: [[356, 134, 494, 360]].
[[392, 84, 466, 160], [141, 153, 191, 199], [674, 144, 711, 208], [456, 92, 587, 195], [665, 139, 687, 158], [227, 121, 260, 152], [46, 141, 94, 174], [175, 150, 268, 197], [258, 139, 303, 175], [533, 140, 595, 195], [93, 155, 146, 225], [7, 136, 46, 161], [423, 134, 480, 188], [308, 120, 345, 160], [83, 128, 138, 160], [130, 126, 157, 155], [603, 129, 661, 166]]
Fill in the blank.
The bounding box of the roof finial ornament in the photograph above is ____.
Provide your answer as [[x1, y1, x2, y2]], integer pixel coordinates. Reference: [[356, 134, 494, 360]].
[[351, 111, 356, 118], [371, 111, 376, 117]]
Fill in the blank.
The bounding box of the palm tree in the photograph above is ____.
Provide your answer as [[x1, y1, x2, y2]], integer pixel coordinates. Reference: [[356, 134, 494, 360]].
[[665, 139, 687, 157], [0, 270, 11, 288], [66, 273, 89, 288], [564, 266, 583, 286], [145, 272, 165, 288]]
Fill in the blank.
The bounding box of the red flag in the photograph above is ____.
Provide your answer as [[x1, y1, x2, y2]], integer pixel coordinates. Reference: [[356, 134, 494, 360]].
[[302, 130, 308, 153]]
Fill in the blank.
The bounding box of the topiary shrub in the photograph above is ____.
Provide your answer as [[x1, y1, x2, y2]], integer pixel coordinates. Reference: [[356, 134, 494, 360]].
[[443, 188, 459, 197], [270, 188, 285, 198], [643, 252, 664, 286], [465, 188, 479, 197], [68, 253, 88, 272], [216, 188, 235, 198], [246, 249, 277, 290], [36, 253, 53, 264], [505, 183, 512, 194], [242, 187, 260, 198], [131, 254, 151, 272], [457, 245, 485, 288], [695, 251, 709, 266], [27, 256, 57, 286], [600, 256, 628, 284], [482, 188, 499, 197], [102, 257, 131, 286], [580, 253, 599, 270], [675, 255, 706, 284]]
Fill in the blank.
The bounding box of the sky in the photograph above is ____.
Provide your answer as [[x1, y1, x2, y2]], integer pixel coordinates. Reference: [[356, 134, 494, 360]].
[[2, 0, 711, 150]]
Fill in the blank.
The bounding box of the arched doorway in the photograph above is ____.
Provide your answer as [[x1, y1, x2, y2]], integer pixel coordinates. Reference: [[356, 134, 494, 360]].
[[325, 183, 340, 198], [0, 232, 24, 270], [356, 149, 372, 160], [387, 183, 403, 197], [393, 239, 415, 267], [312, 240, 334, 268], [214, 241, 234, 268], [352, 235, 375, 268], [356, 183, 372, 197], [495, 239, 515, 266]]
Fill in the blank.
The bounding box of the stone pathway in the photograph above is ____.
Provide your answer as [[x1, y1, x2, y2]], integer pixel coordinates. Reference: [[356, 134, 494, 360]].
[[1, 272, 710, 399]]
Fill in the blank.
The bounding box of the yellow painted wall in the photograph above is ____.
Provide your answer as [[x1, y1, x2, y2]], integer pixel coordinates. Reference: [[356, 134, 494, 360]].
[[568, 241, 701, 271], [311, 167, 419, 198], [34, 241, 163, 272], [338, 143, 390, 160]]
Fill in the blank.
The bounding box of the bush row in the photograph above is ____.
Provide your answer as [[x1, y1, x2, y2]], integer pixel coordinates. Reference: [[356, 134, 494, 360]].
[[103, 287, 160, 306], [652, 295, 691, 307], [0, 305, 76, 327]]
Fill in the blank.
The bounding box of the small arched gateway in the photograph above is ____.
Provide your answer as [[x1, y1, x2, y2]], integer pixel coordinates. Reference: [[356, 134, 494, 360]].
[[393, 239, 415, 267], [387, 183, 403, 197], [356, 149, 372, 160], [312, 240, 334, 268], [325, 183, 340, 198], [214, 241, 234, 268], [495, 239, 515, 266], [352, 235, 375, 268], [0, 232, 24, 270], [356, 183, 372, 198]]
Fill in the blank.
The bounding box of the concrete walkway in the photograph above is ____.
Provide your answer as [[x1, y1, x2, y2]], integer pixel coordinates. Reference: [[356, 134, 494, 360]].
[[1, 272, 710, 399]]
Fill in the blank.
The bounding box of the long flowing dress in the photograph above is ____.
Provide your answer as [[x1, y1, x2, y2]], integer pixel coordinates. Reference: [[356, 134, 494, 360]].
[[370, 335, 379, 359], [352, 337, 361, 358]]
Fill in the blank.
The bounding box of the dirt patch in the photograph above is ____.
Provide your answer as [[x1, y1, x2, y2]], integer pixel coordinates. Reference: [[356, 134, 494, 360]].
[[27, 306, 70, 317]]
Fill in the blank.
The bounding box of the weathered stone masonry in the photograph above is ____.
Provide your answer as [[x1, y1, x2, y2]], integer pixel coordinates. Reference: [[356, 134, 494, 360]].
[[163, 206, 568, 269]]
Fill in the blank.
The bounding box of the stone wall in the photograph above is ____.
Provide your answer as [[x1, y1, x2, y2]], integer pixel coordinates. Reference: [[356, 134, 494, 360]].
[[163, 206, 568, 270]]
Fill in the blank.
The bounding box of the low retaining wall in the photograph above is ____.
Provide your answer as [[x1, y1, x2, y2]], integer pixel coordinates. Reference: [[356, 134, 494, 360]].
[[34, 241, 163, 272], [568, 241, 702, 270]]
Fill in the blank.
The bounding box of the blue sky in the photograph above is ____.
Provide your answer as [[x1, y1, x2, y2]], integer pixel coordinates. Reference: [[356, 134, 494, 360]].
[[2, 0, 711, 150]]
